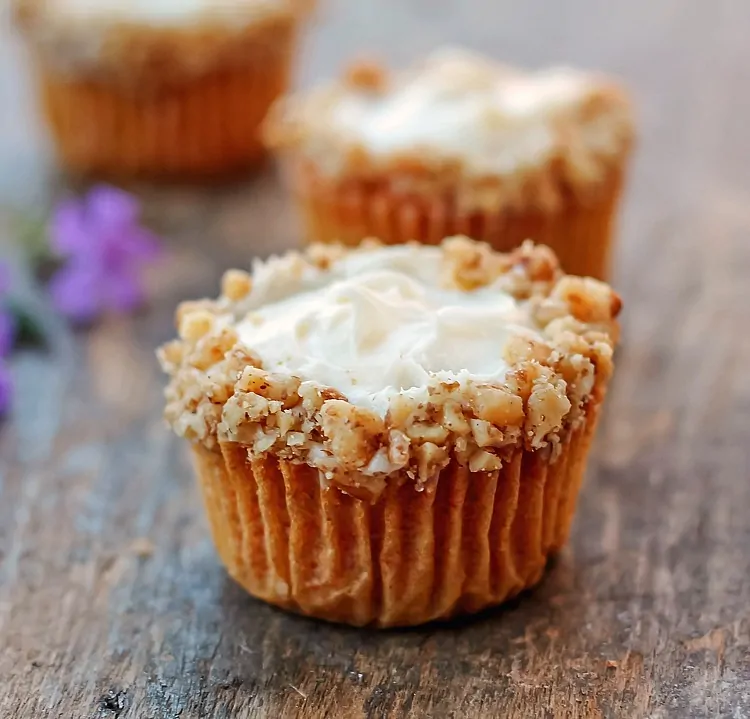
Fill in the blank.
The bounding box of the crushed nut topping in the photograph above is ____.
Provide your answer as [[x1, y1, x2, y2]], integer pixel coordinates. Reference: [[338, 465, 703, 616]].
[[159, 237, 620, 499]]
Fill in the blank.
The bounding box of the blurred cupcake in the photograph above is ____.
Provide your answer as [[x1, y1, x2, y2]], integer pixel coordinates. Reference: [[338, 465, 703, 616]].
[[15, 0, 314, 178], [265, 49, 634, 279], [159, 236, 621, 627]]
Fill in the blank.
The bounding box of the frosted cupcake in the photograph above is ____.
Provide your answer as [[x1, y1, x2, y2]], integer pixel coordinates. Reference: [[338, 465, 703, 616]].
[[265, 49, 634, 279], [159, 237, 621, 627], [14, 0, 314, 177]]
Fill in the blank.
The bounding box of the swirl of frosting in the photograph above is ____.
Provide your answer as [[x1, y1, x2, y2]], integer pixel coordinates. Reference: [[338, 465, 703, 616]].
[[237, 245, 541, 416]]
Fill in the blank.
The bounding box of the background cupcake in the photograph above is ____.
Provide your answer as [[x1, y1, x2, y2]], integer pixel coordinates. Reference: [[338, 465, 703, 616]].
[[266, 48, 634, 279], [14, 0, 314, 178]]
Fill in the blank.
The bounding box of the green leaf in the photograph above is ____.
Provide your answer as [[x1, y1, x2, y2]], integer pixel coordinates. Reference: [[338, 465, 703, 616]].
[[5, 298, 46, 346]]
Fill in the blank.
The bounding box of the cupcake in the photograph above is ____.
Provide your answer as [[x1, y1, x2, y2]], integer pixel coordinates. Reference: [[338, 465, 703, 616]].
[[159, 237, 621, 627], [14, 0, 314, 177], [265, 49, 634, 280]]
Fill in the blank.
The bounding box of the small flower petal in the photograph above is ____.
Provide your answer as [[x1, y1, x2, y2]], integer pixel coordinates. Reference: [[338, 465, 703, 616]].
[[0, 362, 12, 416], [51, 199, 91, 256], [0, 310, 16, 357], [88, 185, 140, 234], [49, 263, 102, 323]]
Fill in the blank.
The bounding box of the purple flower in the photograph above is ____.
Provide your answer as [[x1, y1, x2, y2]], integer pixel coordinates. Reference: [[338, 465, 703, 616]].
[[0, 262, 15, 358], [0, 362, 11, 416], [48, 185, 161, 323], [0, 311, 14, 358]]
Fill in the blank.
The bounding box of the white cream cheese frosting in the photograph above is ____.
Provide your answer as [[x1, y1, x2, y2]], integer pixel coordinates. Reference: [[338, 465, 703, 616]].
[[16, 0, 306, 77], [270, 48, 633, 183], [28, 0, 293, 25], [329, 58, 587, 173], [233, 244, 542, 416]]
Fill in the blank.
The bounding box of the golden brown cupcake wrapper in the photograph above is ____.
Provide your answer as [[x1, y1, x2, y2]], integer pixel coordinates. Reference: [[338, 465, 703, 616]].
[[291, 165, 625, 280], [36, 23, 296, 178], [191, 401, 601, 628]]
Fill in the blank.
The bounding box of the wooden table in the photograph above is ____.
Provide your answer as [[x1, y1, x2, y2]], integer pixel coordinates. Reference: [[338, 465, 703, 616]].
[[1, 1, 749, 717]]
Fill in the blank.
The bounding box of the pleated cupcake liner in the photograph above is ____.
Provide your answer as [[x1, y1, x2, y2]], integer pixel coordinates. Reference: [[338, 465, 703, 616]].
[[191, 399, 601, 628], [291, 165, 625, 280], [35, 23, 296, 178]]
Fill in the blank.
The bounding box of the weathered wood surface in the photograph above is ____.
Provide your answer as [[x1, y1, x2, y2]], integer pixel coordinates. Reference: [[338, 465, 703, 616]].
[[1, 0, 750, 717]]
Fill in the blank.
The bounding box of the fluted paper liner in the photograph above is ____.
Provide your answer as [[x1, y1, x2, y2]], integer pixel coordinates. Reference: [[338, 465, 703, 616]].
[[191, 402, 600, 628], [291, 166, 625, 280], [36, 23, 296, 178]]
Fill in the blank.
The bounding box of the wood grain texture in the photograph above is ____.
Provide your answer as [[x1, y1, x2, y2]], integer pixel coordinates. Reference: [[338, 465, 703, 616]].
[[1, 0, 750, 717]]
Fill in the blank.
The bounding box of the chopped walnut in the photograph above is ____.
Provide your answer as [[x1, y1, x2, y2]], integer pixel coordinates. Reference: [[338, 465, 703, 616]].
[[503, 335, 553, 366], [470, 419, 505, 448], [319, 400, 384, 469], [306, 242, 351, 271], [469, 449, 503, 473], [405, 421, 450, 445], [178, 309, 214, 342], [470, 385, 525, 427], [187, 328, 239, 372], [415, 442, 450, 483], [345, 59, 388, 91], [157, 340, 184, 373], [442, 235, 509, 290], [552, 276, 621, 324], [221, 269, 253, 301], [525, 375, 572, 450]]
